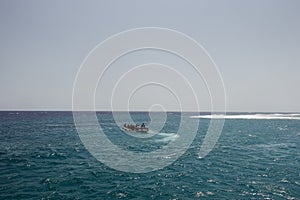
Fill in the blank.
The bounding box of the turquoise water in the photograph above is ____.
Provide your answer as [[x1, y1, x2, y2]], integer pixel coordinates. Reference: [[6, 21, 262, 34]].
[[0, 111, 299, 199]]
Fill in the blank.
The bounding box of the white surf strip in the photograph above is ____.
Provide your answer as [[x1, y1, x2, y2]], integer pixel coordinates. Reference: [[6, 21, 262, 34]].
[[190, 114, 300, 120]]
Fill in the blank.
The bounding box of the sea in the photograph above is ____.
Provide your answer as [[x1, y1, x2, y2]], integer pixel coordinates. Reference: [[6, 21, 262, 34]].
[[0, 111, 299, 199]]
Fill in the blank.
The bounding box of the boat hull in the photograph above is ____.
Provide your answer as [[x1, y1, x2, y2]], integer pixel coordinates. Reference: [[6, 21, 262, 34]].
[[122, 127, 149, 133]]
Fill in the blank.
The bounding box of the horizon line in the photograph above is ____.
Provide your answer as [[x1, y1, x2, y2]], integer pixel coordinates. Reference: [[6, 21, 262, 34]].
[[0, 109, 299, 113]]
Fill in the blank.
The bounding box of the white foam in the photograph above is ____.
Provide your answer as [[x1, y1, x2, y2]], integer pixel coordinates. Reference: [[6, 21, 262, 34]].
[[190, 113, 300, 120], [156, 133, 179, 142]]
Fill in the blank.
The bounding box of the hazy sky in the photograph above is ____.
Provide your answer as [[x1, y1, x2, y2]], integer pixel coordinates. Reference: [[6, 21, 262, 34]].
[[0, 0, 299, 112]]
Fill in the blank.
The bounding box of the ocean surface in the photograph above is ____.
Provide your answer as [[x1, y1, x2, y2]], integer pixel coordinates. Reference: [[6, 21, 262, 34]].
[[0, 111, 299, 199]]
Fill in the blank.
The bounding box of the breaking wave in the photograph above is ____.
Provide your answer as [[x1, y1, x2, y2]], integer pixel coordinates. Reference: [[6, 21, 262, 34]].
[[190, 113, 300, 120]]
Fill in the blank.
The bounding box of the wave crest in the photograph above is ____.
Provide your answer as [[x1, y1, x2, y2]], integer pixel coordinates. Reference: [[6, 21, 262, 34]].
[[190, 113, 300, 120]]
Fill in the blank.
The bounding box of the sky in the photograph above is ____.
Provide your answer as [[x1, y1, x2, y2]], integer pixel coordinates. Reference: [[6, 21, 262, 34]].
[[0, 0, 299, 112]]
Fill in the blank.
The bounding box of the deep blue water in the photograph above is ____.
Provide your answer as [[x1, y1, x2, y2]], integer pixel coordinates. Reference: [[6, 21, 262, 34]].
[[0, 111, 299, 199]]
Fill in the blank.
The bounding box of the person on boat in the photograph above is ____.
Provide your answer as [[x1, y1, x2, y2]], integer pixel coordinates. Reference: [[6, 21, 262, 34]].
[[130, 124, 134, 130], [124, 123, 126, 127], [141, 123, 145, 128]]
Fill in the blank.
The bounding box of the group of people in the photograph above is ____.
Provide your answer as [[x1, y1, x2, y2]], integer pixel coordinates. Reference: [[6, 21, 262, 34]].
[[124, 122, 146, 130]]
